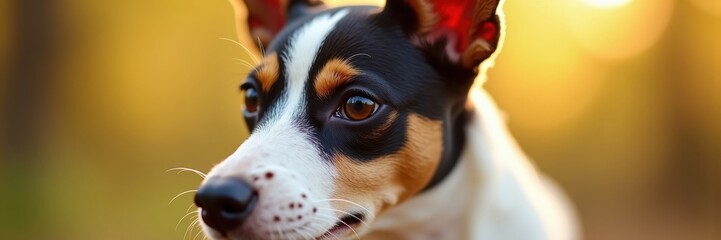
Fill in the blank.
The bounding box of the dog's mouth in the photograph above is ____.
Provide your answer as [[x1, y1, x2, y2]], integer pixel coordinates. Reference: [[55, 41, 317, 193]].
[[318, 213, 364, 239]]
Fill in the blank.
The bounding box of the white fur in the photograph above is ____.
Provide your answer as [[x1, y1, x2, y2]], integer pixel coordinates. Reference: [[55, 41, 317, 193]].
[[364, 89, 580, 240]]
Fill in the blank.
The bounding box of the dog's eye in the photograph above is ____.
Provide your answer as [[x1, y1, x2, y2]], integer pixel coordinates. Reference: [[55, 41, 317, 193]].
[[243, 87, 259, 113], [337, 96, 378, 121]]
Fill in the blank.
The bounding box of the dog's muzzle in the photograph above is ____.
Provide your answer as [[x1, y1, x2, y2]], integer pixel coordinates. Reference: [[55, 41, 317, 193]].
[[194, 177, 258, 235]]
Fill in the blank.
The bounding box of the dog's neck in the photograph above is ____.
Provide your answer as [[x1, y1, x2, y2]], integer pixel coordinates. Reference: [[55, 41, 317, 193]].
[[363, 133, 478, 239], [423, 96, 471, 191]]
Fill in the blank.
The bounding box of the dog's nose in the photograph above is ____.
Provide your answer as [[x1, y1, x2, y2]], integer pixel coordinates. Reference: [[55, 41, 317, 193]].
[[194, 177, 257, 233]]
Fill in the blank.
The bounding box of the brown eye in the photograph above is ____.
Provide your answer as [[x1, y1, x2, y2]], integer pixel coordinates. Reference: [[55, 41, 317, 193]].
[[341, 96, 377, 121], [244, 87, 259, 113]]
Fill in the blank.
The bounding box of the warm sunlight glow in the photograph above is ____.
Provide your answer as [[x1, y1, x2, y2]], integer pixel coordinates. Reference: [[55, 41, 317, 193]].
[[566, 0, 674, 60], [583, 0, 632, 8]]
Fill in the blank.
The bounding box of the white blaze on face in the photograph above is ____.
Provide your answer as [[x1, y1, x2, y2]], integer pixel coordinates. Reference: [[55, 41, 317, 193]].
[[201, 10, 351, 239], [273, 9, 350, 124]]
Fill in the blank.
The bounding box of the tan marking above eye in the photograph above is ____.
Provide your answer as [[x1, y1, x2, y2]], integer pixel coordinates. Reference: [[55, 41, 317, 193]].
[[331, 113, 443, 215], [255, 52, 279, 93], [314, 58, 359, 99]]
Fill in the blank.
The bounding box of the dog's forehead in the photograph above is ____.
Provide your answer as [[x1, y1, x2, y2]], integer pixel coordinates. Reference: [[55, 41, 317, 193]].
[[270, 7, 420, 80], [255, 9, 351, 126], [269, 7, 376, 56]]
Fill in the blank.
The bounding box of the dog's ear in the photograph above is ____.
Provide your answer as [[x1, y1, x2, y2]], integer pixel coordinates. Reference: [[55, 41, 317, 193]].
[[379, 0, 503, 70], [230, 0, 327, 48]]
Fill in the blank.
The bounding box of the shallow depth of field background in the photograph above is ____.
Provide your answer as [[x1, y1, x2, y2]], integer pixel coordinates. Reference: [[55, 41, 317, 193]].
[[1, 0, 719, 239]]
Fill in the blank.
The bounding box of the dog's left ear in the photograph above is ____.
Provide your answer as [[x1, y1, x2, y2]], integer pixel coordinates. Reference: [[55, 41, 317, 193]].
[[380, 0, 503, 70], [230, 0, 327, 48]]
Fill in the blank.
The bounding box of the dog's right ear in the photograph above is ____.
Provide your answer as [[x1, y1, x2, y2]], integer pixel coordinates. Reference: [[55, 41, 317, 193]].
[[229, 0, 327, 49], [379, 0, 503, 71]]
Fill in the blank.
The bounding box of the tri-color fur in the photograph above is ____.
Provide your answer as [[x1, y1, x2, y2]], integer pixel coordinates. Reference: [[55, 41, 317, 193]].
[[195, 0, 578, 239]]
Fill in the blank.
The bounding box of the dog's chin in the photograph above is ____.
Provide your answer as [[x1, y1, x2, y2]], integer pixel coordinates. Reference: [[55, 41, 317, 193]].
[[200, 213, 367, 240]]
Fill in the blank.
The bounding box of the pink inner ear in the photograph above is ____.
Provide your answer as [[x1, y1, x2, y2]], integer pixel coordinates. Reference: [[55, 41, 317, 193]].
[[478, 21, 497, 42], [427, 0, 497, 52]]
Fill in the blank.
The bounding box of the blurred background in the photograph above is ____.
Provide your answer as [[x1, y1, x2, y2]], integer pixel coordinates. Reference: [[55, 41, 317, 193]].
[[1, 0, 719, 239]]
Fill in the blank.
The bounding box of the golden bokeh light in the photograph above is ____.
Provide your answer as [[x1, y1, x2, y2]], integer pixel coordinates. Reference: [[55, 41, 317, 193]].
[[488, 0, 604, 131], [583, 0, 631, 8], [566, 0, 674, 60]]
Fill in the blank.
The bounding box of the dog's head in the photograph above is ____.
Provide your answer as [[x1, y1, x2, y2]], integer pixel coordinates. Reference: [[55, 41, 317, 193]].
[[194, 0, 503, 239]]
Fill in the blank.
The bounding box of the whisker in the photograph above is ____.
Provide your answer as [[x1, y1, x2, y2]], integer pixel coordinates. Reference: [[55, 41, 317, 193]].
[[232, 62, 256, 72], [232, 58, 257, 70], [169, 189, 198, 205], [269, 226, 278, 240], [303, 222, 326, 237], [186, 203, 197, 214], [257, 37, 266, 56], [277, 225, 286, 240], [192, 220, 203, 240], [309, 218, 339, 240], [315, 213, 361, 240], [312, 215, 347, 237], [296, 225, 315, 240], [194, 219, 204, 240], [193, 227, 204, 240], [318, 207, 368, 226], [288, 224, 319, 240], [176, 210, 199, 230], [184, 218, 199, 240], [312, 198, 371, 215], [166, 167, 207, 178], [273, 225, 284, 240], [219, 37, 259, 64], [286, 229, 295, 240], [345, 53, 371, 64]]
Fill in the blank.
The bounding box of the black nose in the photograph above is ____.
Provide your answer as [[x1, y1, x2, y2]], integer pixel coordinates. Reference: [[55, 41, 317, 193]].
[[194, 178, 257, 233]]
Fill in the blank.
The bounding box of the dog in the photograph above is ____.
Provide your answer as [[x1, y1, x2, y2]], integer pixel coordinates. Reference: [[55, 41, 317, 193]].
[[193, 0, 579, 239]]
